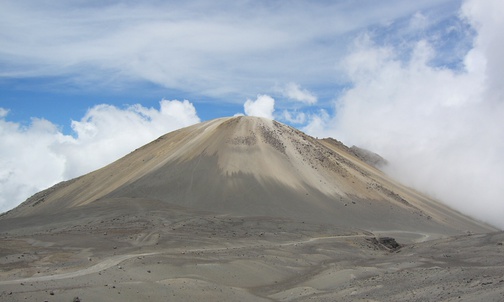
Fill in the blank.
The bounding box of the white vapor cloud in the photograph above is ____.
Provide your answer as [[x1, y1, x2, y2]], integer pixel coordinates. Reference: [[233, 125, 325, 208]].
[[304, 0, 504, 229], [281, 83, 317, 104], [244, 95, 275, 119], [0, 100, 200, 213]]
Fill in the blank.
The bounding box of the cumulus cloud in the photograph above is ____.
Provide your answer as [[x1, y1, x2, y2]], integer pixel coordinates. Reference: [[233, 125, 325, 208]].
[[281, 83, 317, 104], [0, 100, 200, 213], [462, 0, 504, 103], [0, 116, 70, 214], [304, 0, 504, 229], [243, 95, 275, 119]]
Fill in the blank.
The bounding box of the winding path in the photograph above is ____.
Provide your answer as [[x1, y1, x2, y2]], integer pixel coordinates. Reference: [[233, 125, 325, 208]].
[[0, 232, 408, 285], [0, 252, 156, 285]]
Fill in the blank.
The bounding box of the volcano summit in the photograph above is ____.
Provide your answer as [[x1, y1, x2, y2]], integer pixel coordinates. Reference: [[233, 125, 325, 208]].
[[0, 116, 502, 301]]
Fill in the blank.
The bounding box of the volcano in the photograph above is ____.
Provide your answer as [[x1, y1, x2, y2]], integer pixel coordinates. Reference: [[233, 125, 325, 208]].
[[0, 116, 501, 302], [3, 116, 491, 236]]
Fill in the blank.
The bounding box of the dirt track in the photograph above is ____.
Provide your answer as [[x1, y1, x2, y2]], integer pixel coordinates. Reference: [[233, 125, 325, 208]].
[[1, 209, 503, 301]]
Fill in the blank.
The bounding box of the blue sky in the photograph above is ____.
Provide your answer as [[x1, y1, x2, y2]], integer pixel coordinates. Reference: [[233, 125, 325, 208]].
[[1, 0, 504, 228], [1, 82, 240, 132], [1, 0, 463, 131]]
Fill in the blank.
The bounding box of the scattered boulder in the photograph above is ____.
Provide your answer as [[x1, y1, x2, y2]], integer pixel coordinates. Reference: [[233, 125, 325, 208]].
[[378, 237, 401, 250], [367, 237, 401, 251]]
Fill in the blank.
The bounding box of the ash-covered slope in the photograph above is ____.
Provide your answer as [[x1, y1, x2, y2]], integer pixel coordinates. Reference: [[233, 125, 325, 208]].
[[4, 116, 495, 236]]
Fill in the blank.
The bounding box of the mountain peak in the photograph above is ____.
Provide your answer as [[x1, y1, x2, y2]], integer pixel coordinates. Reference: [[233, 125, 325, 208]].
[[5, 116, 495, 237]]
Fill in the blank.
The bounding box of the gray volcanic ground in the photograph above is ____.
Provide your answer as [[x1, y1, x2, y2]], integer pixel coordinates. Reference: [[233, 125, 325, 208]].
[[0, 116, 502, 301]]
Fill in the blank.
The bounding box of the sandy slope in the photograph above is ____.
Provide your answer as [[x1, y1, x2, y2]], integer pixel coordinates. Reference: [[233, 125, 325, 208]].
[[0, 116, 501, 301]]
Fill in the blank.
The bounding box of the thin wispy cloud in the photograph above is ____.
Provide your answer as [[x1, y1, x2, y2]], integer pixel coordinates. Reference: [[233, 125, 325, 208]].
[[281, 83, 317, 105], [0, 0, 458, 101]]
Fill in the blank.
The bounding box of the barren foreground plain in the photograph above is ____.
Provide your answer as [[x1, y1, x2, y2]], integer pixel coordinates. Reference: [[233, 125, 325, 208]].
[[1, 116, 502, 301]]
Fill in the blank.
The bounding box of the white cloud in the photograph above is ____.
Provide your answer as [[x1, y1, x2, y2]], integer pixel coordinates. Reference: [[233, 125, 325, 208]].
[[0, 1, 459, 100], [461, 0, 504, 103], [0, 108, 9, 118], [409, 12, 428, 30], [0, 100, 200, 212], [302, 110, 330, 136], [282, 110, 306, 124], [304, 0, 504, 229], [243, 95, 275, 119], [57, 99, 200, 179], [0, 116, 69, 214], [281, 83, 317, 104]]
